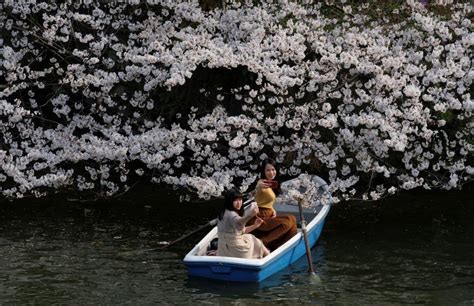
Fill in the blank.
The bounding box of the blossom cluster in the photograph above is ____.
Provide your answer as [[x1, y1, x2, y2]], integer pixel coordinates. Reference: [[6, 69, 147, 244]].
[[0, 0, 472, 202], [280, 174, 332, 208]]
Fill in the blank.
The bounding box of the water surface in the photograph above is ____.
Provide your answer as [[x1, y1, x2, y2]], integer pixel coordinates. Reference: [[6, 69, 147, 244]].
[[0, 188, 473, 304]]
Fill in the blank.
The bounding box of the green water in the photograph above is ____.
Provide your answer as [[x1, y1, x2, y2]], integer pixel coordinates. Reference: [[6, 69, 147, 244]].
[[0, 188, 473, 304]]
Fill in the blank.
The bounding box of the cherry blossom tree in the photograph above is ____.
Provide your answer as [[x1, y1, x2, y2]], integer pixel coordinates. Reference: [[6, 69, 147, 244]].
[[0, 0, 472, 202]]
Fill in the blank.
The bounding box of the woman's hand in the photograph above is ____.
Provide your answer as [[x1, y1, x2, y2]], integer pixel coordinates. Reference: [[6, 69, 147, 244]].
[[270, 208, 277, 218], [254, 217, 264, 228], [244, 216, 264, 234], [256, 179, 271, 190]]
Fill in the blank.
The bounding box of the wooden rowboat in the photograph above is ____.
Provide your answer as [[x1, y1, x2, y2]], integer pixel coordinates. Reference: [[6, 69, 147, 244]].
[[183, 175, 331, 282]]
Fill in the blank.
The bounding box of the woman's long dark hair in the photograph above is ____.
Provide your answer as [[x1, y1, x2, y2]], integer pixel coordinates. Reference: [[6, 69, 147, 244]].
[[259, 158, 281, 195], [218, 190, 244, 220]]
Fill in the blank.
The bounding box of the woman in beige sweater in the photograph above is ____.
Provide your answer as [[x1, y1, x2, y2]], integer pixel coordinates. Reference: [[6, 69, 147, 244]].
[[217, 189, 270, 259]]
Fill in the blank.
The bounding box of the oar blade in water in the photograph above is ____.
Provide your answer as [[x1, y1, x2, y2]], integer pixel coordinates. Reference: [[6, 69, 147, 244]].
[[308, 272, 322, 285]]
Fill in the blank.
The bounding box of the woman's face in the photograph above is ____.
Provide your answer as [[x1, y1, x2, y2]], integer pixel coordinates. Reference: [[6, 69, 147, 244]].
[[233, 197, 243, 210], [264, 163, 277, 180]]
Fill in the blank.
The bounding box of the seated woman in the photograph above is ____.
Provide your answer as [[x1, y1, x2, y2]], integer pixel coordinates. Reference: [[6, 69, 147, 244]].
[[251, 158, 297, 251], [217, 189, 270, 259]]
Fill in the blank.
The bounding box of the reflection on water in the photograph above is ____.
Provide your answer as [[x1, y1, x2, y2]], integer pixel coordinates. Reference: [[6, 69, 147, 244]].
[[0, 188, 473, 304]]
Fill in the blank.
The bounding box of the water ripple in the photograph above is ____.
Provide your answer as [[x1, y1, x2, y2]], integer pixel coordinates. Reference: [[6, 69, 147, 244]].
[[1, 198, 473, 304]]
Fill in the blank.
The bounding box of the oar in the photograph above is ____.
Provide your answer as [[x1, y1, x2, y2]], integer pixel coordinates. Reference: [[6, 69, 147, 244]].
[[117, 220, 215, 257], [297, 198, 316, 274], [118, 197, 254, 256], [160, 218, 218, 250], [297, 197, 322, 284], [163, 197, 255, 249]]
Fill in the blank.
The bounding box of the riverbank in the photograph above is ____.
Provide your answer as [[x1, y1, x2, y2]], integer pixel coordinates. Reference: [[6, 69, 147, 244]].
[[1, 184, 472, 235], [326, 184, 474, 232]]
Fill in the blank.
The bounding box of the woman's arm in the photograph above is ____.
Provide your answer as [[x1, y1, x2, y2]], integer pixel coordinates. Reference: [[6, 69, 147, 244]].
[[236, 203, 259, 227], [270, 207, 277, 217], [244, 217, 263, 233]]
